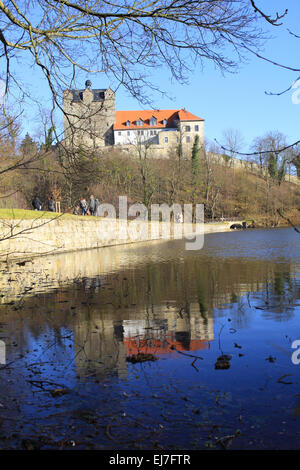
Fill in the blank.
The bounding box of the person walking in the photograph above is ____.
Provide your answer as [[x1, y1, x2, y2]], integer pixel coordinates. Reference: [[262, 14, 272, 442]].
[[48, 196, 55, 212], [95, 197, 100, 217], [89, 195, 96, 216], [80, 197, 88, 216], [32, 195, 42, 211]]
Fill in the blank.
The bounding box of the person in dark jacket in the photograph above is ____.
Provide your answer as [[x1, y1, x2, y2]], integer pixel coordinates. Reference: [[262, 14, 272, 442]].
[[32, 195, 42, 211], [89, 195, 96, 216], [48, 196, 55, 212], [95, 197, 100, 217]]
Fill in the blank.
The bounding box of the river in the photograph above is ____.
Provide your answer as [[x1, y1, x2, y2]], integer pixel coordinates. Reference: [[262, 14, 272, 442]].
[[0, 227, 300, 450]]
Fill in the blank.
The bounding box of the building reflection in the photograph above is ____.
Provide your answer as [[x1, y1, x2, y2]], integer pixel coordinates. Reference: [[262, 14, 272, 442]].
[[73, 302, 214, 378]]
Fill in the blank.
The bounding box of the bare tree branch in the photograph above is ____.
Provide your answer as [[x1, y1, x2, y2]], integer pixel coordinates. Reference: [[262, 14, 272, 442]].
[[250, 0, 288, 26], [277, 209, 300, 234], [0, 0, 266, 108], [215, 138, 300, 158]]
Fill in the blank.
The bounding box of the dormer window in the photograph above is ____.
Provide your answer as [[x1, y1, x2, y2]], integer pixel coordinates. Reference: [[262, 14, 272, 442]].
[[162, 118, 167, 126], [136, 118, 144, 126], [149, 116, 157, 126], [126, 120, 130, 127]]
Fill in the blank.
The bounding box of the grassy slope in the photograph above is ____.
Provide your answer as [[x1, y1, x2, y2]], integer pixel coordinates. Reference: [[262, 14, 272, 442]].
[[0, 209, 234, 226], [0, 208, 94, 221]]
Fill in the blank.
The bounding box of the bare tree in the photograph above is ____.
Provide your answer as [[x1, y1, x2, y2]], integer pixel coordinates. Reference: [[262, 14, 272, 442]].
[[131, 133, 157, 210], [287, 144, 300, 178], [250, 136, 268, 175], [0, 0, 267, 110], [251, 131, 288, 185], [222, 128, 245, 159]]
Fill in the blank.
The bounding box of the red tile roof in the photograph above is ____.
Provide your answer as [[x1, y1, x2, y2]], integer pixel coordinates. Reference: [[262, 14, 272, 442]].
[[178, 109, 204, 121], [114, 109, 204, 130], [124, 338, 208, 355]]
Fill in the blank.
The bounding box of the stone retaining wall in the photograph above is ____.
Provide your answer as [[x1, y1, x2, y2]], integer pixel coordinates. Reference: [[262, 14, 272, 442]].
[[0, 216, 241, 261]]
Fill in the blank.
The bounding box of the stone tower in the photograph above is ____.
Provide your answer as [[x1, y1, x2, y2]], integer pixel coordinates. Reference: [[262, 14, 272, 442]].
[[63, 80, 116, 148]]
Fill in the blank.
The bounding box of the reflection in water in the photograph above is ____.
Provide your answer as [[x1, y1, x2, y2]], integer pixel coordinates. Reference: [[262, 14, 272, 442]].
[[1, 228, 300, 449], [73, 302, 214, 378]]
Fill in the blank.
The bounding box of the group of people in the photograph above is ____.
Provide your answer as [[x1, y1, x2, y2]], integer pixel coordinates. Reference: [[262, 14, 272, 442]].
[[75, 195, 100, 216], [32, 195, 55, 212], [32, 194, 100, 216]]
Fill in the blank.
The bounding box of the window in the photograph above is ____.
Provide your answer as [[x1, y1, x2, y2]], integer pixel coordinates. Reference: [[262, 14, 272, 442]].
[[195, 125, 199, 131], [150, 130, 153, 135], [118, 131, 121, 136], [153, 130, 157, 135], [186, 136, 191, 143], [163, 119, 167, 126], [150, 116, 157, 126], [126, 120, 130, 127], [136, 118, 144, 126], [185, 125, 191, 132], [127, 131, 130, 135], [165, 137, 168, 143], [137, 130, 144, 135]]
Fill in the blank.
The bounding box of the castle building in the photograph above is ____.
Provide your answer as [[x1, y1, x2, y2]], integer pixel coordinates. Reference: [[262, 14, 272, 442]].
[[63, 81, 116, 148], [63, 81, 205, 155]]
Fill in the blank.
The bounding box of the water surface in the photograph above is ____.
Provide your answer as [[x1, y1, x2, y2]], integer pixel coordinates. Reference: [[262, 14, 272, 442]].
[[0, 228, 300, 450]]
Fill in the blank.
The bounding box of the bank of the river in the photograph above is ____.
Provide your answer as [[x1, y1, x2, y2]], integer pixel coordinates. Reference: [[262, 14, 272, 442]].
[[0, 212, 244, 261], [1, 205, 298, 262]]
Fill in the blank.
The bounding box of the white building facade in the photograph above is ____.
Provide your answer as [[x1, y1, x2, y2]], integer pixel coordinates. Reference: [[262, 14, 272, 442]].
[[113, 109, 204, 154]]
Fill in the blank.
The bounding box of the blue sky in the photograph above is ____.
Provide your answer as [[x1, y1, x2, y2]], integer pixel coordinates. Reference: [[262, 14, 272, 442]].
[[17, 0, 300, 153], [117, 0, 300, 153]]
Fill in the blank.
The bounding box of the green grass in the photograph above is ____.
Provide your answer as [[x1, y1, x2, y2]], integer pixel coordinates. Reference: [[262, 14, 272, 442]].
[[0, 208, 241, 224], [0, 208, 94, 221]]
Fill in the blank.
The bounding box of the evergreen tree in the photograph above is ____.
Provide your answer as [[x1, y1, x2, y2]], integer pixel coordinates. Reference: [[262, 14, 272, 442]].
[[191, 134, 200, 177], [40, 126, 55, 151], [267, 153, 286, 185], [190, 134, 200, 222], [267, 154, 277, 182], [20, 132, 38, 155], [46, 126, 54, 150]]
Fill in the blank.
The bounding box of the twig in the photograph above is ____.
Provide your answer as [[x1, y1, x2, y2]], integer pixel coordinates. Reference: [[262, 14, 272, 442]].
[[277, 374, 293, 385], [250, 0, 288, 26], [218, 324, 225, 355], [277, 209, 300, 234], [215, 430, 241, 449], [169, 344, 203, 361], [105, 423, 115, 441]]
